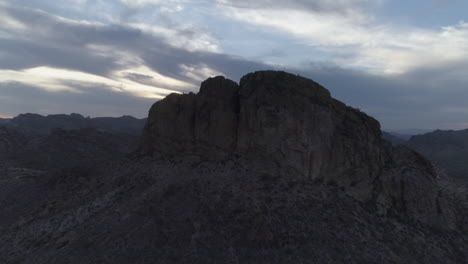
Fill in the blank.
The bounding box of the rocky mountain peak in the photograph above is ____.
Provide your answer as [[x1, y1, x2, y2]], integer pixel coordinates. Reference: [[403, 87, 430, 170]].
[[199, 75, 239, 99], [140, 71, 458, 229], [239, 70, 332, 102], [141, 70, 384, 171]]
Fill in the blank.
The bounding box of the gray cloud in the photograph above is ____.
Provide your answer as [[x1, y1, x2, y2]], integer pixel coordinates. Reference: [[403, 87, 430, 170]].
[[0, 3, 218, 82], [0, 2, 268, 114], [431, 0, 459, 8], [0, 82, 155, 118], [296, 62, 468, 130], [0, 4, 145, 76], [0, 38, 119, 76], [213, 0, 376, 16]]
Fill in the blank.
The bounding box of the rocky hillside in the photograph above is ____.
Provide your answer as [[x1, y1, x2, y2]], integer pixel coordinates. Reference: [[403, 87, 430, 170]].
[[0, 127, 27, 159], [407, 129, 468, 184], [20, 128, 139, 170], [1, 71, 467, 263]]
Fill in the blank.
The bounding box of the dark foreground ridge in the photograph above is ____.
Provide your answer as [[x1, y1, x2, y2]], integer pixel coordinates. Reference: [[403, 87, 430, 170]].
[[1, 71, 467, 263]]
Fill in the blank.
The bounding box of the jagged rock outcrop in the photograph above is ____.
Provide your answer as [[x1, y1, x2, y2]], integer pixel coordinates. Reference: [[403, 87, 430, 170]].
[[140, 76, 239, 159], [141, 71, 455, 228]]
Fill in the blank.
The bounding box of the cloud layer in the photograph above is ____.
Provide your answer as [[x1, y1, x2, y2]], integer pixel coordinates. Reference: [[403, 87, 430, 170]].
[[1, 0, 468, 129]]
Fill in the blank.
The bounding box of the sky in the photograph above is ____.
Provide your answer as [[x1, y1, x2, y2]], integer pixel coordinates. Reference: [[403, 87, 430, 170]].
[[1, 0, 468, 130]]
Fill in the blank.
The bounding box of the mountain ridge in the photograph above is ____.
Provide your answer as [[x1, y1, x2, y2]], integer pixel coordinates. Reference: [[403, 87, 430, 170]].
[[407, 128, 468, 184], [0, 113, 146, 135]]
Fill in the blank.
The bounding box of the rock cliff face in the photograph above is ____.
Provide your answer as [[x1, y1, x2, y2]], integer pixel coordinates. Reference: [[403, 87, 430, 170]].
[[141, 71, 454, 228]]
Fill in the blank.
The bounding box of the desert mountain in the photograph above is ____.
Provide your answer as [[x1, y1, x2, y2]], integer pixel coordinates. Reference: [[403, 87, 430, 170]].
[[0, 71, 466, 263], [407, 129, 468, 184]]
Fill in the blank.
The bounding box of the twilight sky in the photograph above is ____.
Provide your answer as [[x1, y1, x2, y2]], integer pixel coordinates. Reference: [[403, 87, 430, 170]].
[[1, 0, 468, 130]]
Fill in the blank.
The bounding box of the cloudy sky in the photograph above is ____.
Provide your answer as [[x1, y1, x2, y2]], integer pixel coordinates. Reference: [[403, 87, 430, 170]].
[[1, 0, 468, 130]]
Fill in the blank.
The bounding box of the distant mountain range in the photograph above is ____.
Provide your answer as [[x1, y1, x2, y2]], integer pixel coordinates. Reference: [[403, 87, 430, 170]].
[[406, 129, 468, 184], [382, 128, 437, 144], [0, 113, 146, 135], [380, 128, 468, 184], [382, 131, 408, 145], [388, 128, 434, 135], [2, 111, 466, 186]]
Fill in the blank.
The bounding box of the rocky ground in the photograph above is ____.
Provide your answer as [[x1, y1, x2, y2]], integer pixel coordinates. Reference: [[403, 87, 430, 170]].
[[0, 157, 466, 264]]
